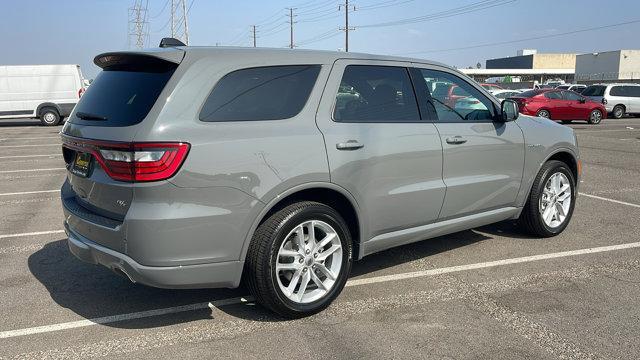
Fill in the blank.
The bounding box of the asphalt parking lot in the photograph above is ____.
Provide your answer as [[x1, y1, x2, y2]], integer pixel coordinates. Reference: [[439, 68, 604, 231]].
[[0, 117, 639, 359]]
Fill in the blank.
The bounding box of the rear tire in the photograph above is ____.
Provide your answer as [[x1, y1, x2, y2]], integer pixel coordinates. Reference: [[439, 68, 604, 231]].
[[39, 107, 61, 126], [561, 120, 572, 124], [518, 160, 576, 237], [536, 109, 551, 119], [245, 201, 353, 318], [587, 109, 603, 124], [612, 105, 625, 119]]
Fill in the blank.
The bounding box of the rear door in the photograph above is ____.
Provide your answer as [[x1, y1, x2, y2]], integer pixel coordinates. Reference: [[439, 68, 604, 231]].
[[412, 66, 525, 220], [316, 60, 445, 243]]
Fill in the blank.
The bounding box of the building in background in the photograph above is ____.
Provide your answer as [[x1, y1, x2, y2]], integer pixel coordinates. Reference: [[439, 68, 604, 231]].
[[575, 50, 640, 82], [486, 50, 576, 70]]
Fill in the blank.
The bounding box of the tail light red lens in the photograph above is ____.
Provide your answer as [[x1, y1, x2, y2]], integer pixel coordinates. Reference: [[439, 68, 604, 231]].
[[78, 88, 85, 98], [62, 136, 189, 182]]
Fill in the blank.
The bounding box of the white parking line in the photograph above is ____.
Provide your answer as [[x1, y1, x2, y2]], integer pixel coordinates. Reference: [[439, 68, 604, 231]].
[[580, 192, 640, 208], [0, 168, 66, 174], [0, 230, 65, 240], [0, 144, 60, 148], [1, 240, 640, 339], [0, 136, 60, 140], [0, 154, 61, 159], [0, 190, 60, 197]]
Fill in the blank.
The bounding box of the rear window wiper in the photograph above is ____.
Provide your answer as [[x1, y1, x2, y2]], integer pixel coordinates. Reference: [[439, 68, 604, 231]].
[[76, 112, 108, 121]]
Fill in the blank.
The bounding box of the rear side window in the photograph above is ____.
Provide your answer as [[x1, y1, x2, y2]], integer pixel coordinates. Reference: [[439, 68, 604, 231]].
[[333, 65, 420, 122], [544, 91, 562, 100], [609, 86, 626, 96], [199, 65, 320, 122], [71, 57, 176, 127], [627, 86, 640, 97], [582, 85, 605, 96]]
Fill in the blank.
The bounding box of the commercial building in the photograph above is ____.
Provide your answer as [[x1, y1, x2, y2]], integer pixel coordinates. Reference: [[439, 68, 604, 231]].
[[486, 50, 576, 70], [575, 50, 640, 81]]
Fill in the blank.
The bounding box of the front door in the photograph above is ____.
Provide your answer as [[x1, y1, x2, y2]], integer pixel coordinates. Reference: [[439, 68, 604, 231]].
[[412, 67, 525, 220], [316, 60, 446, 240]]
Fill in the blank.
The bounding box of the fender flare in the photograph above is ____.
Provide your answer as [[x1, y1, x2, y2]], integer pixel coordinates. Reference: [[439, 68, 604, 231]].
[[35, 102, 62, 117], [237, 182, 364, 265]]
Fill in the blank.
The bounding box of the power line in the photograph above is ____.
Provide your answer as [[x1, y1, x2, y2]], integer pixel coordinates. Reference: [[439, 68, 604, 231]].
[[396, 19, 640, 55], [150, 0, 170, 18], [357, 0, 516, 28], [357, 0, 414, 11]]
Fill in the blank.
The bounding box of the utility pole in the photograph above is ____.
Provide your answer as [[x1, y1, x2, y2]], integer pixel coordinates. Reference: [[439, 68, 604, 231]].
[[339, 0, 355, 52], [252, 25, 257, 47], [170, 0, 190, 44], [128, 0, 149, 49], [286, 7, 296, 49]]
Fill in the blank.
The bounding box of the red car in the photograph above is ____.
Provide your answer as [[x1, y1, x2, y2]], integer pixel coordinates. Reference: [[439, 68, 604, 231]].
[[510, 89, 606, 124]]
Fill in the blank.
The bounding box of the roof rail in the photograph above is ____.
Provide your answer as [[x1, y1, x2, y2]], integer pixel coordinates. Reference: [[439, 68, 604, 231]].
[[159, 37, 186, 48]]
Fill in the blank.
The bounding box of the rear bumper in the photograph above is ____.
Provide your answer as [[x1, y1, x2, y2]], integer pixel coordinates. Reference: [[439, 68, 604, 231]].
[[65, 221, 244, 289]]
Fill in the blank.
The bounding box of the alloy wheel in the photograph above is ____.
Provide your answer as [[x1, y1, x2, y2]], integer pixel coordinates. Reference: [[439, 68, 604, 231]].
[[539, 172, 572, 228], [275, 220, 343, 304], [590, 110, 602, 124]]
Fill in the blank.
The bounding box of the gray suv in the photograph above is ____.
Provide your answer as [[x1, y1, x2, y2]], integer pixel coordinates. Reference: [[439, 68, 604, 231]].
[[61, 42, 580, 317]]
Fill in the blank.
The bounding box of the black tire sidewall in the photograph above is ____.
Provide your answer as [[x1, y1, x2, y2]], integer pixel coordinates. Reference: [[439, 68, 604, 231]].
[[266, 204, 352, 315], [40, 108, 60, 126], [613, 105, 624, 119], [531, 162, 576, 236]]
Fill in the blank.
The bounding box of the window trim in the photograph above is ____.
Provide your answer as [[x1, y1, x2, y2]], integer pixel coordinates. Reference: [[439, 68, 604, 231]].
[[197, 64, 322, 123], [411, 66, 499, 123], [330, 64, 424, 124]]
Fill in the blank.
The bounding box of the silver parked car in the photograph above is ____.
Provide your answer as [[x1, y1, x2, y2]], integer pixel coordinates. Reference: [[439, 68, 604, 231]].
[[61, 41, 580, 317], [582, 83, 640, 118]]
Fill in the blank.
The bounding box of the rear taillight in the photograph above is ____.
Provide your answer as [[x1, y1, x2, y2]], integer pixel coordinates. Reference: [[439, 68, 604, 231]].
[[602, 98, 607, 105], [78, 88, 85, 98], [62, 137, 190, 182]]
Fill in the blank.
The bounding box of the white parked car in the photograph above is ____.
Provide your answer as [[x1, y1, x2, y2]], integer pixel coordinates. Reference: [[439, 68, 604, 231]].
[[556, 84, 587, 93], [0, 64, 86, 126], [582, 83, 640, 118]]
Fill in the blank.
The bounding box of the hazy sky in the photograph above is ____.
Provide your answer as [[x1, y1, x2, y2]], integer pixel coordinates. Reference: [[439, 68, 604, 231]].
[[2, 0, 639, 78]]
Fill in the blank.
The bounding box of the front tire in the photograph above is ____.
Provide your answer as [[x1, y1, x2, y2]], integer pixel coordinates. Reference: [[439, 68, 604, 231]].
[[246, 201, 353, 318], [518, 160, 576, 237], [588, 109, 603, 124], [39, 107, 61, 126], [561, 120, 572, 124]]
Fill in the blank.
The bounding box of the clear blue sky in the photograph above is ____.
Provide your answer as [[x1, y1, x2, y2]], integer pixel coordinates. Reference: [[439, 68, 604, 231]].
[[2, 0, 639, 79]]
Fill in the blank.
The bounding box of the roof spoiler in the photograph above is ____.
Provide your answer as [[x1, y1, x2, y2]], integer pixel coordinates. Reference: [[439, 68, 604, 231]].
[[159, 37, 186, 48]]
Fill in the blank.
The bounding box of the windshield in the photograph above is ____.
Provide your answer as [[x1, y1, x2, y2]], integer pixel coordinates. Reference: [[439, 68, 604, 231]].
[[70, 61, 176, 127], [582, 85, 606, 97]]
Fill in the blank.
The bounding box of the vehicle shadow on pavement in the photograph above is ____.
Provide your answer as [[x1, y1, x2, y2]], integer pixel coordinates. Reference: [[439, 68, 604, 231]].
[[0, 119, 50, 127], [28, 223, 533, 327]]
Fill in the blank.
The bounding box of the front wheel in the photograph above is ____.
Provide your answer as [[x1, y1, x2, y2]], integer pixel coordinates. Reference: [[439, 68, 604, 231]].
[[588, 109, 603, 124], [245, 201, 353, 318], [40, 108, 61, 126], [518, 160, 576, 237]]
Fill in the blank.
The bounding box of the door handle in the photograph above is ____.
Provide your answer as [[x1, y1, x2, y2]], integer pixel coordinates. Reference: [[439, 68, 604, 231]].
[[445, 136, 467, 145], [336, 140, 364, 150]]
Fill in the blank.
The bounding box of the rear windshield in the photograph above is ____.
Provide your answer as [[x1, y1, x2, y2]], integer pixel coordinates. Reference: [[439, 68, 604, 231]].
[[582, 85, 605, 96], [518, 90, 542, 98], [70, 59, 176, 127], [199, 65, 321, 122]]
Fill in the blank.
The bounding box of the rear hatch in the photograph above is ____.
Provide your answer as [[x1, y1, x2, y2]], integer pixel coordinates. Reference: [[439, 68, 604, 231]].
[[61, 49, 185, 249]]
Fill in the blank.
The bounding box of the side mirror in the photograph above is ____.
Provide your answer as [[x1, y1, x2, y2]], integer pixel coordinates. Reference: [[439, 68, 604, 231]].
[[578, 98, 586, 104], [500, 99, 519, 122]]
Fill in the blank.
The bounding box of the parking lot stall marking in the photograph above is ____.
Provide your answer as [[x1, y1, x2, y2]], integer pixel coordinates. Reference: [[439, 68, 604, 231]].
[[0, 144, 61, 148], [0, 136, 61, 141], [0, 189, 60, 196], [1, 240, 640, 339], [579, 193, 640, 208], [0, 154, 61, 159], [0, 168, 66, 174], [0, 230, 65, 240]]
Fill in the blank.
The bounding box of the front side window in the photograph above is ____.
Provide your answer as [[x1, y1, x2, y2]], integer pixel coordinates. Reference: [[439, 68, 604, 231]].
[[418, 69, 494, 122], [609, 86, 626, 97], [333, 65, 420, 122], [199, 65, 320, 122]]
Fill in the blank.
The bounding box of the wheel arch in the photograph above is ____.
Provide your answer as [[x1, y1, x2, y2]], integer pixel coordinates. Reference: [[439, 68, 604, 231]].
[[36, 102, 61, 117], [239, 183, 364, 266]]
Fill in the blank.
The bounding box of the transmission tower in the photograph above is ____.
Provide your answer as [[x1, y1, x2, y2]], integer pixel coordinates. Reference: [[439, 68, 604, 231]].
[[170, 0, 190, 45], [128, 0, 149, 49]]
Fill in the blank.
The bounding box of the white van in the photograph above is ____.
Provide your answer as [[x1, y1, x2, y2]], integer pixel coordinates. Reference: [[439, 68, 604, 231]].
[[582, 83, 640, 119], [0, 64, 86, 126]]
